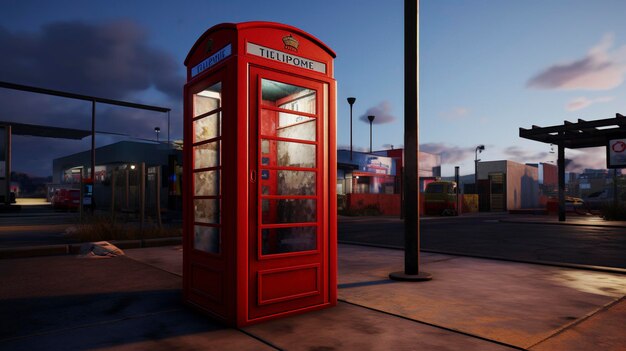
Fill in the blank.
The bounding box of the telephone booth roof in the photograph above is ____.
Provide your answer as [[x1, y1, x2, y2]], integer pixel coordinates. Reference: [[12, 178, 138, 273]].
[[185, 21, 336, 82]]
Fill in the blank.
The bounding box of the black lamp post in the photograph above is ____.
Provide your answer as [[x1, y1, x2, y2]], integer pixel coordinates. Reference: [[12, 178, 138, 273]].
[[155, 127, 161, 142], [474, 144, 485, 193], [347, 97, 356, 160], [367, 115, 375, 153]]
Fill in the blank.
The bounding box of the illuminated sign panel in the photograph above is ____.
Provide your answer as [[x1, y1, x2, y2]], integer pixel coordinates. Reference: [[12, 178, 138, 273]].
[[247, 42, 326, 73], [607, 138, 626, 168], [191, 44, 232, 78]]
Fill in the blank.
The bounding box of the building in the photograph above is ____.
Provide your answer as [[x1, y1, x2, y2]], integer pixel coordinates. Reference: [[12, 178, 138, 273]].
[[52, 141, 182, 209], [337, 149, 442, 195], [476, 160, 539, 211], [337, 150, 397, 195]]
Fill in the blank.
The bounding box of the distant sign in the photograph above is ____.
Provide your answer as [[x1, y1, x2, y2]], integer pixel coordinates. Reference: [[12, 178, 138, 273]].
[[607, 138, 626, 168]]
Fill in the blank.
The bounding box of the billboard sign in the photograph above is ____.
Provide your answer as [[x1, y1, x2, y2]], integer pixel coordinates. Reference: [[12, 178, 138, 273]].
[[607, 138, 626, 169]]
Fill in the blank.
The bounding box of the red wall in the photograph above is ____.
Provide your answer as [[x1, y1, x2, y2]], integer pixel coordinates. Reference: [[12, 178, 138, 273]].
[[346, 193, 401, 215]]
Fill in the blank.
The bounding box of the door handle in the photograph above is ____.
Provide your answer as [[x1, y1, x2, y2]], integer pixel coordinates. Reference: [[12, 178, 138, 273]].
[[250, 170, 257, 183]]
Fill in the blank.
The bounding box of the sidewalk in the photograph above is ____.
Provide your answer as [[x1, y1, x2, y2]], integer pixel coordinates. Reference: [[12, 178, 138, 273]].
[[1, 244, 624, 350]]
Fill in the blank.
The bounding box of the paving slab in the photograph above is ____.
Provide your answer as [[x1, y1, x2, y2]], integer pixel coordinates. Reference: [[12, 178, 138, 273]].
[[0, 255, 273, 351], [124, 245, 183, 276], [338, 244, 626, 349], [244, 301, 518, 351], [530, 297, 626, 351]]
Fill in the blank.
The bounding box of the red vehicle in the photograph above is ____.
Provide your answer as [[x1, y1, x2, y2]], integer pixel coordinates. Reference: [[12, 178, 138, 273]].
[[51, 189, 80, 211]]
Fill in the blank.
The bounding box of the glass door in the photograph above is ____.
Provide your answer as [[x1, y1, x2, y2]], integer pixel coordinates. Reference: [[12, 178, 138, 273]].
[[248, 67, 328, 320]]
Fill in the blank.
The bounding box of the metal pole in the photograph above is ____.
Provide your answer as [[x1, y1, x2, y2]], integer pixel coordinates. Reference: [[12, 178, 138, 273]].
[[157, 167, 162, 228], [613, 169, 618, 208], [140, 163, 146, 230], [79, 168, 84, 222], [91, 100, 96, 212], [557, 138, 566, 222], [125, 168, 130, 208], [368, 115, 375, 153], [111, 169, 116, 221], [347, 98, 355, 160], [455, 166, 460, 215], [5, 126, 11, 206], [474, 157, 478, 194], [390, 0, 431, 282]]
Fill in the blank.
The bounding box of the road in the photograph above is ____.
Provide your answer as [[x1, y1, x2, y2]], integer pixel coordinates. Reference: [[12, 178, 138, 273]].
[[338, 214, 626, 269], [2, 205, 625, 270], [0, 204, 79, 248]]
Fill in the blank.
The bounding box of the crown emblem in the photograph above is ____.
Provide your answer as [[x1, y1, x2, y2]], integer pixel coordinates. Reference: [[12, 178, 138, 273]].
[[282, 34, 299, 52]]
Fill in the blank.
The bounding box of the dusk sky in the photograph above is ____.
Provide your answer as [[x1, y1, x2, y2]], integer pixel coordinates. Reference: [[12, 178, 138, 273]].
[[2, 0, 626, 177]]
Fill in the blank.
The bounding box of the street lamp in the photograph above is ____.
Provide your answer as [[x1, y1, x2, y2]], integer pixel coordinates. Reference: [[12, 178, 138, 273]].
[[368, 115, 375, 153], [474, 144, 485, 193], [347, 97, 356, 160], [154, 127, 161, 142]]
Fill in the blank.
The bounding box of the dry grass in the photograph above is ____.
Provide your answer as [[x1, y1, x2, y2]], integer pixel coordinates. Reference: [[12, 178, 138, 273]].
[[66, 215, 182, 242]]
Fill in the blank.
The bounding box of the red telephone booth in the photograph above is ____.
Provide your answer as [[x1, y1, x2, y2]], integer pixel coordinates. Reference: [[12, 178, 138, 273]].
[[183, 22, 337, 327]]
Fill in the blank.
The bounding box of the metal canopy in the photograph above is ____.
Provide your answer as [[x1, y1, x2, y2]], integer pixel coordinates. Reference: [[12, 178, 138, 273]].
[[0, 121, 127, 140], [2, 121, 91, 140], [519, 113, 626, 149], [519, 112, 625, 222]]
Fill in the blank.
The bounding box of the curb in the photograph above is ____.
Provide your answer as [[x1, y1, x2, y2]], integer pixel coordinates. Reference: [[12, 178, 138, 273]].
[[337, 241, 626, 275], [0, 237, 182, 259], [499, 219, 626, 228]]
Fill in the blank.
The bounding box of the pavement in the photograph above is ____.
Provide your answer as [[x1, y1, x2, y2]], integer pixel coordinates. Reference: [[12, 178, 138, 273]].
[[1, 243, 625, 350]]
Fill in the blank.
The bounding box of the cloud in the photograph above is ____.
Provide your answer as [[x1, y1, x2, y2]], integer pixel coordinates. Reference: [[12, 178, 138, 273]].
[[419, 143, 476, 164], [337, 144, 368, 152], [527, 33, 626, 91], [0, 20, 184, 101], [502, 146, 549, 163], [564, 147, 607, 172], [565, 96, 613, 111], [358, 101, 396, 124], [0, 20, 184, 176], [438, 107, 469, 121], [381, 143, 402, 150]]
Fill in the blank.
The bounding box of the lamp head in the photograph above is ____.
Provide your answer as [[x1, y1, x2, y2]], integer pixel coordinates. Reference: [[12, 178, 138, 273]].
[[154, 127, 161, 133], [347, 97, 356, 105], [477, 144, 485, 152], [368, 115, 375, 123]]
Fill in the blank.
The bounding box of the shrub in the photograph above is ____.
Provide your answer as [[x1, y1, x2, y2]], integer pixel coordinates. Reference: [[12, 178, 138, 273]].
[[600, 204, 626, 221], [66, 215, 182, 242]]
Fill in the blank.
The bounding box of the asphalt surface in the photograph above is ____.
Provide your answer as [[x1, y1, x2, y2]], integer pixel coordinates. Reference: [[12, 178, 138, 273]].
[[338, 214, 626, 269]]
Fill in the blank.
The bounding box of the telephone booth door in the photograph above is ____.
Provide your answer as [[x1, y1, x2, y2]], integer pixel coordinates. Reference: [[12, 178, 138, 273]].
[[248, 67, 329, 319]]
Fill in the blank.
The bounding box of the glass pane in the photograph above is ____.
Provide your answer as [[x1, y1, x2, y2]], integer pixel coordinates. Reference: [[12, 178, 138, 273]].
[[194, 141, 220, 169], [260, 140, 316, 168], [194, 199, 219, 224], [262, 199, 316, 224], [277, 140, 315, 168], [194, 225, 220, 254], [194, 112, 220, 142], [278, 117, 316, 141], [260, 109, 316, 141], [260, 170, 315, 195], [193, 82, 222, 117], [261, 79, 316, 114], [194, 170, 219, 196], [262, 227, 316, 255]]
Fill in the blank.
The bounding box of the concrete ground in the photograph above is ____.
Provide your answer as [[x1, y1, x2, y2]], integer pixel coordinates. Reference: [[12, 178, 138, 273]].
[[1, 244, 625, 350]]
